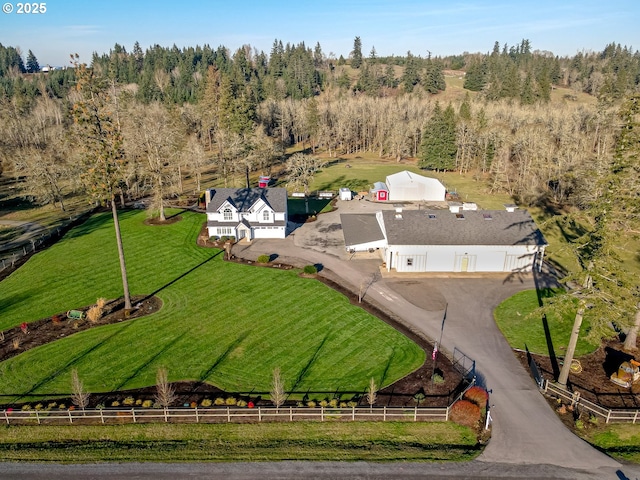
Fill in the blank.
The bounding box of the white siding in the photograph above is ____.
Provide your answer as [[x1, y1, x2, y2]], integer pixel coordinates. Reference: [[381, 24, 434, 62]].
[[387, 244, 540, 273]]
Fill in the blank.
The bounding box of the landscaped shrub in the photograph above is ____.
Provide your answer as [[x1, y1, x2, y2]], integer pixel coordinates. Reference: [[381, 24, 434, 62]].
[[432, 373, 444, 384], [142, 400, 153, 408], [257, 254, 270, 264], [111, 401, 120, 407], [307, 400, 317, 408], [122, 396, 135, 406], [463, 386, 489, 408], [449, 400, 481, 428], [319, 399, 329, 408], [201, 398, 212, 407], [214, 397, 225, 406], [236, 399, 247, 407], [225, 397, 237, 406], [86, 297, 107, 323], [303, 265, 317, 275]]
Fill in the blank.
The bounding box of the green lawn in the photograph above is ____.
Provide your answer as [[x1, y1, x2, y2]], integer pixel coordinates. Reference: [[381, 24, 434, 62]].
[[0, 209, 425, 403], [580, 424, 640, 463], [0, 422, 481, 462], [493, 289, 599, 356]]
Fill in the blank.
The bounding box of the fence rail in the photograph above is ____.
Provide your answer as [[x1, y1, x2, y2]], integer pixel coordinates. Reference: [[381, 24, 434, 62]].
[[542, 379, 640, 423], [2, 405, 450, 426]]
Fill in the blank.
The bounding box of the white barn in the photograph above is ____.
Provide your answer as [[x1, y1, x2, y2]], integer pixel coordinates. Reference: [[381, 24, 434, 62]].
[[385, 170, 446, 202], [341, 208, 547, 273]]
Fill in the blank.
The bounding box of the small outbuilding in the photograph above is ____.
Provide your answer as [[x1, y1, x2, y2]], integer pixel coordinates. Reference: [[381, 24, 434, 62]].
[[339, 188, 353, 201], [385, 170, 446, 202], [371, 182, 389, 201]]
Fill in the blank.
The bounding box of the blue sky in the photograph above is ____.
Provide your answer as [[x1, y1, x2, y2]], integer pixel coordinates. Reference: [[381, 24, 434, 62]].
[[1, 0, 638, 66]]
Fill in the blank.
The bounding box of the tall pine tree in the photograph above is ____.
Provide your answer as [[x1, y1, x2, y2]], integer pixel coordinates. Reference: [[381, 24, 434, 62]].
[[418, 103, 457, 171]]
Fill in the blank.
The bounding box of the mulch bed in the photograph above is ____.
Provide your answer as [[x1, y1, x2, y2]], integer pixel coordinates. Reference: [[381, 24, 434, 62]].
[[514, 338, 640, 409]]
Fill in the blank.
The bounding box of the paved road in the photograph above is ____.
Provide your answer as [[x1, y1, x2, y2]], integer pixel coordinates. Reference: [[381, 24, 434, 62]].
[[1, 460, 634, 479]]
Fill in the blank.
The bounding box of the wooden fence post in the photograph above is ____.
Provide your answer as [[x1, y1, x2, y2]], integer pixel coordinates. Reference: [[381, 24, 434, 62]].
[[195, 407, 199, 423], [634, 410, 638, 424], [606, 410, 612, 424], [352, 407, 355, 421], [289, 406, 293, 422], [132, 408, 136, 423], [258, 407, 262, 422], [100, 409, 104, 424], [68, 410, 73, 424], [4, 410, 9, 425]]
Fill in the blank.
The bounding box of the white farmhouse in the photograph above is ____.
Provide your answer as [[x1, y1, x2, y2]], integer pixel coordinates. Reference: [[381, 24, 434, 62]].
[[385, 170, 446, 202], [341, 207, 547, 273], [205, 188, 288, 241]]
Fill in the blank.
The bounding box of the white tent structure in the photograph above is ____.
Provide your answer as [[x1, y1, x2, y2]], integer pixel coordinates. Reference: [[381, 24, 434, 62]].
[[385, 170, 446, 202]]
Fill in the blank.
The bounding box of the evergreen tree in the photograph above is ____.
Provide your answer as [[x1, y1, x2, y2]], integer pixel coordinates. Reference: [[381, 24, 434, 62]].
[[520, 72, 535, 105], [424, 59, 445, 94], [418, 103, 457, 170], [401, 51, 420, 92], [463, 59, 486, 91], [351, 36, 363, 69], [26, 50, 40, 73]]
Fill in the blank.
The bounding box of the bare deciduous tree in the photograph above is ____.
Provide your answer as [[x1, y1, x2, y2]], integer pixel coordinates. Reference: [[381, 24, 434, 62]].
[[366, 377, 377, 409], [285, 152, 326, 195], [155, 367, 176, 408], [270, 367, 286, 409], [71, 368, 90, 411]]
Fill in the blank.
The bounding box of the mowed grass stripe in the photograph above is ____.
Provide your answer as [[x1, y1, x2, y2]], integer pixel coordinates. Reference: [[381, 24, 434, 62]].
[[0, 210, 424, 402]]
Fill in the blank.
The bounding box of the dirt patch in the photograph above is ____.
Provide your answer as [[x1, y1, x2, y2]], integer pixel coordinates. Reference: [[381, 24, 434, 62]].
[[515, 338, 640, 409], [144, 215, 183, 226]]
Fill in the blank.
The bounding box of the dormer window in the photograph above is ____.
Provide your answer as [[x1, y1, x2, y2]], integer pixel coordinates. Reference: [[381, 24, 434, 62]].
[[263, 210, 271, 221], [223, 208, 233, 221]]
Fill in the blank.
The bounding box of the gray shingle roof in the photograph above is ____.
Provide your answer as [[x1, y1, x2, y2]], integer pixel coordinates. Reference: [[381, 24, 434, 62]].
[[381, 209, 547, 246], [340, 214, 385, 246], [206, 188, 287, 213]]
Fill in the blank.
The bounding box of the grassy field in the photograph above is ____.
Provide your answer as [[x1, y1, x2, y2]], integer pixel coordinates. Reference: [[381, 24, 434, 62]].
[[0, 209, 425, 403], [0, 422, 481, 462], [493, 289, 600, 356], [580, 424, 640, 463]]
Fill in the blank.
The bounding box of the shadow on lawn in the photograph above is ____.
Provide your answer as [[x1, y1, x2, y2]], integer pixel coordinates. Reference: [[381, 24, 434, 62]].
[[146, 249, 223, 299], [10, 320, 137, 405]]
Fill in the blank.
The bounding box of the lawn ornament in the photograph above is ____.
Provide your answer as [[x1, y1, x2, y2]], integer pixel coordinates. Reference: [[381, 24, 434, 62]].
[[609, 359, 640, 389]]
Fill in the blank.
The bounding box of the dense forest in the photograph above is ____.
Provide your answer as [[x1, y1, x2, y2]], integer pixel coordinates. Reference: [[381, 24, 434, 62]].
[[0, 37, 639, 215]]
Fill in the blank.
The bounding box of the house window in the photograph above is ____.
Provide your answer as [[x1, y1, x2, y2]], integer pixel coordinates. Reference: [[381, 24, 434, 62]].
[[218, 227, 233, 236], [263, 210, 270, 221], [407, 258, 413, 266], [223, 208, 233, 221]]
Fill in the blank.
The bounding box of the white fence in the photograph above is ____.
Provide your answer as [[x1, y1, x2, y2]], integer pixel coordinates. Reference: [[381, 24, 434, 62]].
[[543, 380, 640, 423], [2, 405, 450, 426]]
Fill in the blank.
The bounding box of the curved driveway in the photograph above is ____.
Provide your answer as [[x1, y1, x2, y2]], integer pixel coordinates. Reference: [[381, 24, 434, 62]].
[[233, 199, 633, 478]]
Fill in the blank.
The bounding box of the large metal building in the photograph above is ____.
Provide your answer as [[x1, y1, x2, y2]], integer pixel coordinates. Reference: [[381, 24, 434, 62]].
[[385, 170, 446, 202]]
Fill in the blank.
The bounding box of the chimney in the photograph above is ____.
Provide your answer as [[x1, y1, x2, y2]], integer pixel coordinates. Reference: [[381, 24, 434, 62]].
[[205, 189, 213, 207]]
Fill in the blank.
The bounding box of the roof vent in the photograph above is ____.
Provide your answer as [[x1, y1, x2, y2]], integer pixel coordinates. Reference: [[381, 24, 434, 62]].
[[483, 213, 493, 220], [448, 202, 462, 213], [395, 213, 403, 219], [504, 204, 518, 213]]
